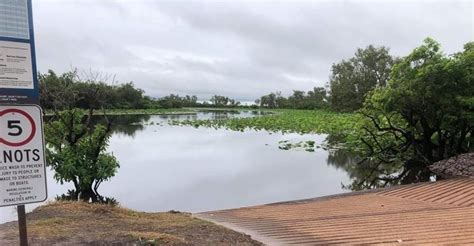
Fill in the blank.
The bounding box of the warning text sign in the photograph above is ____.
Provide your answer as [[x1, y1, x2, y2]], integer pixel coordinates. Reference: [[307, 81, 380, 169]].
[[0, 105, 47, 207], [0, 41, 34, 90]]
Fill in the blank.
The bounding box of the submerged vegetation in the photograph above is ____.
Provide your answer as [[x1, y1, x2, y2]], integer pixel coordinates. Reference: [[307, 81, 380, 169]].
[[172, 109, 360, 136]]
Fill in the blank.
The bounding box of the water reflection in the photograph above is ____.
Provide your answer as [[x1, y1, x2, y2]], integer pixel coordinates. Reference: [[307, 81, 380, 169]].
[[325, 140, 409, 190], [109, 115, 150, 137], [1, 110, 356, 223], [106, 110, 270, 136], [327, 148, 361, 170], [103, 112, 376, 192], [326, 148, 369, 190], [101, 127, 350, 213]]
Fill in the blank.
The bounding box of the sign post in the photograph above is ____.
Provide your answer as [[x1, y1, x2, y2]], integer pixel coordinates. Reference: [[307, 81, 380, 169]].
[[1, 1, 45, 245]]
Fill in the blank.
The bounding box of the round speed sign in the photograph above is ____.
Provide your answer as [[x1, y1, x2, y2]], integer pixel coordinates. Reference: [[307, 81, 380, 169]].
[[0, 108, 37, 147]]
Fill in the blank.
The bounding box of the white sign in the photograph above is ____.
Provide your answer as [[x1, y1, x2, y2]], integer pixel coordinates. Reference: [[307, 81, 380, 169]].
[[0, 105, 47, 207], [0, 40, 34, 89]]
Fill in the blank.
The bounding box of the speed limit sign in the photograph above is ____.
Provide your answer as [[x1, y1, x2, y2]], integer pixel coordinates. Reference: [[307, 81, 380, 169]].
[[0, 105, 47, 207]]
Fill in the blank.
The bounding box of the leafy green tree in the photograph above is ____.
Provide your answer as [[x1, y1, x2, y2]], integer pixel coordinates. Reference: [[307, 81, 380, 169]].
[[274, 92, 289, 108], [158, 94, 184, 108], [41, 70, 121, 202], [45, 109, 119, 202], [115, 82, 145, 109], [184, 95, 199, 106], [209, 95, 240, 107], [74, 81, 116, 109], [288, 90, 306, 108], [306, 87, 328, 109], [39, 70, 79, 110], [258, 92, 279, 108], [210, 95, 229, 106], [329, 45, 394, 112], [352, 38, 474, 189]]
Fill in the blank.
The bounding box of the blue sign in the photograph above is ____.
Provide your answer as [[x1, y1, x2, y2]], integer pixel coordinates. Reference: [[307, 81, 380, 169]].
[[0, 0, 38, 104]]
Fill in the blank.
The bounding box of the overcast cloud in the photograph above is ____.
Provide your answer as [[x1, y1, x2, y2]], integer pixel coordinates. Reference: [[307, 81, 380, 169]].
[[33, 0, 473, 101]]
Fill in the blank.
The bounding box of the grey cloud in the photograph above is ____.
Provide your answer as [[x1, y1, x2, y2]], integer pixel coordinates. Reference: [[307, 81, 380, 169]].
[[34, 0, 472, 102]]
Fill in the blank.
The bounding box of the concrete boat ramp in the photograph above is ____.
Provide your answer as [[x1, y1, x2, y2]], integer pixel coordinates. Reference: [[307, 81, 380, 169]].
[[197, 178, 474, 245]]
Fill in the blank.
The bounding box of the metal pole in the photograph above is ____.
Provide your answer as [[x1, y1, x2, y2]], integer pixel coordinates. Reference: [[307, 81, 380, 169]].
[[17, 205, 28, 246]]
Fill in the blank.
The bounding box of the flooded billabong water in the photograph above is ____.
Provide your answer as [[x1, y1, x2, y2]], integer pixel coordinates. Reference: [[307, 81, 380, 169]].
[[0, 110, 353, 223]]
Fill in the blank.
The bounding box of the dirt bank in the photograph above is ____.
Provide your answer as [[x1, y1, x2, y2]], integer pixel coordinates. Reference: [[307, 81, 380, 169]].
[[0, 201, 262, 245]]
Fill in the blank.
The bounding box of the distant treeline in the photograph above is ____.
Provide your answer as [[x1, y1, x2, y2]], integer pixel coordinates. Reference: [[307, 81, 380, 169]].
[[157, 94, 241, 108], [40, 71, 151, 110], [40, 45, 393, 112], [39, 71, 244, 110], [256, 87, 327, 109]]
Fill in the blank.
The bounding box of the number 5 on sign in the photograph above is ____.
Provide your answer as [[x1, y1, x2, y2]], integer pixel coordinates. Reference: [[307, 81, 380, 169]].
[[8, 120, 23, 136], [0, 105, 47, 207], [1, 108, 37, 147]]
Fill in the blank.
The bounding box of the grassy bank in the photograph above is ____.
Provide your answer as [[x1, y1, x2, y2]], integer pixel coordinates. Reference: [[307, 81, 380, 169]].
[[0, 202, 261, 245]]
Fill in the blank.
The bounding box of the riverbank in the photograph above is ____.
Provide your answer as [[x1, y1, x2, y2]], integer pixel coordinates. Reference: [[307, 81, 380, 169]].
[[0, 202, 261, 245]]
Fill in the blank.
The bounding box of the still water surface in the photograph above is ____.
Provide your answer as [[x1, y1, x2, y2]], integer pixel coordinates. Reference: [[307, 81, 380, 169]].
[[1, 111, 351, 223]]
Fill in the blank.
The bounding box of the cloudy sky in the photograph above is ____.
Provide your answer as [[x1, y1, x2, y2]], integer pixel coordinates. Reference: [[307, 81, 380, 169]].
[[33, 0, 473, 101]]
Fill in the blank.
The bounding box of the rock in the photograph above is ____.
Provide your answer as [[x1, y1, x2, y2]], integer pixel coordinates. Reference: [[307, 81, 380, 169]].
[[430, 153, 474, 178]]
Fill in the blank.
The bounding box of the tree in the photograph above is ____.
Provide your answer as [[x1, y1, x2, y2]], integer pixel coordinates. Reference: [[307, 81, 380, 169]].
[[210, 95, 229, 106], [209, 95, 240, 107], [156, 94, 201, 108], [288, 90, 306, 109], [115, 82, 145, 109], [306, 87, 328, 109], [275, 92, 289, 108], [74, 80, 115, 109], [42, 70, 121, 202], [158, 94, 184, 108], [45, 109, 120, 202], [329, 45, 394, 112], [352, 38, 474, 189], [259, 92, 278, 108], [39, 70, 79, 110]]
